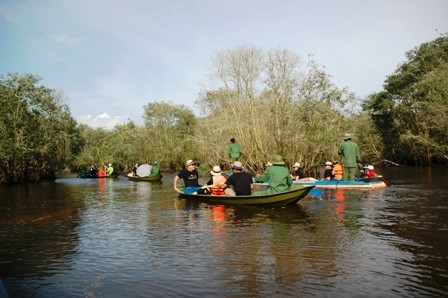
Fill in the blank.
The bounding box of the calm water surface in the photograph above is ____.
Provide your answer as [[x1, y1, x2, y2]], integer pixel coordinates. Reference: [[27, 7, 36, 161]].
[[1, 167, 447, 297]]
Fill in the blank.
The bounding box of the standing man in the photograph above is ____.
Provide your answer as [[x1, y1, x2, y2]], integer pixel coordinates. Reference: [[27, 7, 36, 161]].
[[228, 138, 242, 162], [338, 133, 360, 181]]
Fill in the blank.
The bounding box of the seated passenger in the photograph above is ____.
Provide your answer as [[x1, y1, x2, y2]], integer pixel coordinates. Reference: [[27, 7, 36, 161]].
[[150, 161, 160, 177], [222, 161, 254, 196], [332, 161, 344, 180], [205, 166, 227, 196], [253, 155, 292, 195], [365, 165, 376, 178], [107, 163, 114, 176], [291, 162, 317, 181], [323, 161, 334, 180], [291, 162, 305, 180], [98, 166, 106, 178]]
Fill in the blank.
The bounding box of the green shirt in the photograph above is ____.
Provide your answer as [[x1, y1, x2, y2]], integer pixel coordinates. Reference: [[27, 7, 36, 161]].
[[338, 140, 360, 167], [228, 143, 242, 161], [255, 165, 292, 194], [150, 165, 160, 177]]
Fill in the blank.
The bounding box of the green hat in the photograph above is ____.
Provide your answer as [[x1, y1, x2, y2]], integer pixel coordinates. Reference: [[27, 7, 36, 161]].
[[343, 133, 352, 140], [270, 154, 285, 165]]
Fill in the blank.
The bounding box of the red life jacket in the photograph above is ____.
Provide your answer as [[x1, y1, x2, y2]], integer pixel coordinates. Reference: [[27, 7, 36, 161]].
[[366, 169, 375, 178], [210, 175, 226, 196]]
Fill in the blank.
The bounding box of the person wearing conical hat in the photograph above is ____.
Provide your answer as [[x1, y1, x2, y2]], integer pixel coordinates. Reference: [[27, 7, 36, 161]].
[[253, 154, 292, 195], [338, 133, 360, 181]]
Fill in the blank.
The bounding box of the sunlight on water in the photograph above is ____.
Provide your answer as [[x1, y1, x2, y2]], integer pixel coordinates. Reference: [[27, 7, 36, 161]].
[[1, 167, 448, 297]]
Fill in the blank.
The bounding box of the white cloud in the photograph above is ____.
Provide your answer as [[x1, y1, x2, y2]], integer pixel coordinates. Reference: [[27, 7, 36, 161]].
[[51, 34, 79, 46], [78, 113, 130, 130]]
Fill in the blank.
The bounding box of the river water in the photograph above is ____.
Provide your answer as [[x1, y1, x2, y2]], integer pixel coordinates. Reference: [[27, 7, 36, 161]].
[[0, 166, 447, 297]]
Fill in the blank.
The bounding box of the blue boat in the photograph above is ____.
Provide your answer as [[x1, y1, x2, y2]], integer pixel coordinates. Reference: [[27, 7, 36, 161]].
[[292, 176, 389, 189]]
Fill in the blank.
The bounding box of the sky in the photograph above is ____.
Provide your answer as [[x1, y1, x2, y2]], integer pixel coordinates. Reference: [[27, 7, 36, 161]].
[[1, 0, 447, 129]]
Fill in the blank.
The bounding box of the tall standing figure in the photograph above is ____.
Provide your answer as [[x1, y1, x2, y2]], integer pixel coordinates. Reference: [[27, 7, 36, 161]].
[[338, 133, 360, 181], [228, 138, 242, 162]]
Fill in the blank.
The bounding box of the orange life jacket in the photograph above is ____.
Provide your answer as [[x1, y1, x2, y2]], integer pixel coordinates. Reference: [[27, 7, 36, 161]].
[[210, 175, 226, 196], [333, 164, 344, 179], [98, 168, 106, 177]]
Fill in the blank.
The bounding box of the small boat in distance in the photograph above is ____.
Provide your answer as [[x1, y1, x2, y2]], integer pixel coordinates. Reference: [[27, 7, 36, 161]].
[[177, 184, 315, 207]]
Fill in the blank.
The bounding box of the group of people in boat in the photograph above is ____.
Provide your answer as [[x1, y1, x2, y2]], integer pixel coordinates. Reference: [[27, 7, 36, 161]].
[[174, 134, 378, 196], [89, 163, 114, 178], [127, 161, 160, 178]]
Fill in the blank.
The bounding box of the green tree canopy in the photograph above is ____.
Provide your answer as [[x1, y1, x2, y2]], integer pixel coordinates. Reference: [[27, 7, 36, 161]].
[[0, 73, 82, 183], [364, 34, 448, 164]]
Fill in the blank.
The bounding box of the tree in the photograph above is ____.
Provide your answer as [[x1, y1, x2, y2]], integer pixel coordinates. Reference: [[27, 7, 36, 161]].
[[196, 47, 355, 173], [142, 101, 197, 169], [364, 34, 448, 164], [0, 73, 82, 183]]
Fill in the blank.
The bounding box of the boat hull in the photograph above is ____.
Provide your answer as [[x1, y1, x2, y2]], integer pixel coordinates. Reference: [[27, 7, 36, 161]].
[[293, 177, 388, 189], [178, 184, 315, 206]]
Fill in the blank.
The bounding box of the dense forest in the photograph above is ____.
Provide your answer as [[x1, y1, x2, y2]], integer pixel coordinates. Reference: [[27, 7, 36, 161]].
[[1, 35, 447, 184]]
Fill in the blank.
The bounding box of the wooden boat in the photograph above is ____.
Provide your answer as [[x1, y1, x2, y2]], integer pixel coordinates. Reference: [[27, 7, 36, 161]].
[[292, 176, 389, 189], [177, 184, 315, 207], [127, 175, 162, 182]]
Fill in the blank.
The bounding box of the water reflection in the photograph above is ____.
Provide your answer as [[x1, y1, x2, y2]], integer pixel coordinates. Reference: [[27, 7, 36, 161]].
[[1, 168, 448, 297], [0, 182, 82, 283]]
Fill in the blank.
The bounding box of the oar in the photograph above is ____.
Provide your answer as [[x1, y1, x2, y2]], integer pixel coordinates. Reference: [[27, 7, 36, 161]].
[[377, 175, 391, 187], [201, 184, 215, 189], [200, 182, 225, 189]]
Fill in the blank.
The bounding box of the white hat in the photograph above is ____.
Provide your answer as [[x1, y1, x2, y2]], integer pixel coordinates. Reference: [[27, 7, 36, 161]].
[[325, 161, 333, 166], [367, 165, 374, 170], [293, 162, 301, 168], [108, 163, 112, 166], [210, 165, 222, 176], [185, 160, 195, 166]]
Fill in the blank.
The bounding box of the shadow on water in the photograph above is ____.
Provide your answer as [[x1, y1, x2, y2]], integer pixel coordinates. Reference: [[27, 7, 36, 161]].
[[1, 168, 448, 297]]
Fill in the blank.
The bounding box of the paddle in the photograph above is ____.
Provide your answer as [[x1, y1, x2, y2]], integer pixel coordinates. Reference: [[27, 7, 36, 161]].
[[377, 175, 391, 187], [201, 182, 225, 189], [201, 184, 216, 189]]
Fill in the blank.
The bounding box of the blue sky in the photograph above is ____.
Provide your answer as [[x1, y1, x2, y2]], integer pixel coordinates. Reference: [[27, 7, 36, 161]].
[[1, 0, 447, 129]]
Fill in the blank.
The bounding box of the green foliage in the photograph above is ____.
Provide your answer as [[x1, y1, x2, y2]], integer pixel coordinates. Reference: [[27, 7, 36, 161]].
[[364, 34, 448, 164], [195, 47, 360, 174], [0, 73, 81, 183]]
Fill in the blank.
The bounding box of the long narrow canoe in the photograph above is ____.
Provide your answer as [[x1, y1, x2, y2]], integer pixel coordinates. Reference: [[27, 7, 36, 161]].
[[293, 176, 389, 189], [177, 184, 315, 207], [127, 175, 162, 182]]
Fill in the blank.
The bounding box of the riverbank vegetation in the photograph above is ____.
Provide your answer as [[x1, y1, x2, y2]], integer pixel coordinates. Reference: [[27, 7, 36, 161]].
[[0, 73, 83, 183], [1, 35, 447, 183]]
